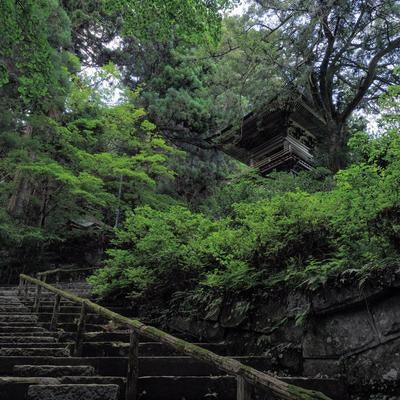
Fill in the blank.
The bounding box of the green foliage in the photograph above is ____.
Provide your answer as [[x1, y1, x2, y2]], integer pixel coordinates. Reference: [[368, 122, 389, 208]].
[[89, 205, 222, 296], [0, 0, 71, 111], [90, 87, 400, 300], [104, 0, 237, 46], [0, 58, 181, 273]]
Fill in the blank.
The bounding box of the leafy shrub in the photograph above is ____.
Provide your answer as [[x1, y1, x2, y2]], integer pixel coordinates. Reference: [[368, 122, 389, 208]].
[[90, 91, 400, 300]]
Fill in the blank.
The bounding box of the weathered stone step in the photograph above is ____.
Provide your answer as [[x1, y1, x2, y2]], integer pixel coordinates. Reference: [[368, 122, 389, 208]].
[[41, 322, 103, 332], [0, 321, 41, 327], [0, 306, 29, 312], [27, 384, 119, 400], [1, 342, 72, 349], [35, 305, 82, 313], [0, 300, 24, 306], [0, 336, 57, 343], [0, 315, 38, 322], [60, 376, 126, 400], [82, 342, 228, 357], [0, 326, 46, 333], [82, 332, 131, 342], [0, 376, 304, 400], [0, 376, 60, 400], [0, 347, 70, 357], [14, 364, 95, 377], [0, 355, 273, 377], [38, 312, 107, 324], [138, 376, 235, 400], [0, 330, 58, 339]]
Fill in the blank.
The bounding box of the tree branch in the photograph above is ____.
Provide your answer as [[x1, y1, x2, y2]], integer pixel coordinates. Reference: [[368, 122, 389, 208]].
[[340, 36, 400, 122]]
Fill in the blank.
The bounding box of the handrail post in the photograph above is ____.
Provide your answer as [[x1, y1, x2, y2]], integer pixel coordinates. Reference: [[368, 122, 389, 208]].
[[23, 279, 28, 299], [237, 376, 252, 400], [126, 328, 139, 400], [33, 279, 42, 313], [18, 276, 23, 296], [74, 302, 87, 356], [50, 294, 61, 331]]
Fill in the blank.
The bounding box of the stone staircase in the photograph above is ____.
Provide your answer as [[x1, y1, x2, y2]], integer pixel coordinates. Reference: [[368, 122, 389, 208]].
[[0, 282, 345, 400]]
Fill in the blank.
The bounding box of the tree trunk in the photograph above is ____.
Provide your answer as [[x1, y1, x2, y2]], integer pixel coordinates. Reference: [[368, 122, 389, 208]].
[[7, 171, 32, 218], [321, 121, 348, 172], [7, 125, 33, 218]]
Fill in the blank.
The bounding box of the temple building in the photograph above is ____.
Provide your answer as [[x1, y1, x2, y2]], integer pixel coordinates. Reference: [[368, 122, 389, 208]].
[[209, 98, 328, 175]]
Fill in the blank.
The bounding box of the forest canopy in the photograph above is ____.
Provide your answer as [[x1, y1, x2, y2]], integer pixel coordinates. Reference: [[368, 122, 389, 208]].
[[0, 0, 399, 308]]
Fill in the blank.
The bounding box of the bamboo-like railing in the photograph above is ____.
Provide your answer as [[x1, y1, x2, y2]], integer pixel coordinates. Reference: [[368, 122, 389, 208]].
[[18, 274, 332, 400]]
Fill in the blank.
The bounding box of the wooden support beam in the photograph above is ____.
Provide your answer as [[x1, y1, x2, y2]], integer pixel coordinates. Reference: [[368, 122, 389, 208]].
[[18, 277, 23, 296], [23, 280, 28, 299], [50, 294, 61, 331], [126, 329, 139, 400], [237, 376, 252, 400], [33, 282, 42, 313], [74, 302, 87, 357]]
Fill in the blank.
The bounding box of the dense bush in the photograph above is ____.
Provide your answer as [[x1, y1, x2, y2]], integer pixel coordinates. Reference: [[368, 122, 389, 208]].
[[89, 86, 400, 300]]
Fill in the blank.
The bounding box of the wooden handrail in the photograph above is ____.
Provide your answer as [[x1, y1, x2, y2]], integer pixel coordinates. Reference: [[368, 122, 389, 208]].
[[19, 273, 332, 400]]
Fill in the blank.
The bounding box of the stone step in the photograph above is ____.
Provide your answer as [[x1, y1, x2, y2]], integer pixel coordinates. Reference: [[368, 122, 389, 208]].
[[0, 315, 38, 322], [0, 376, 229, 400], [27, 384, 119, 400], [1, 342, 72, 349], [0, 377, 60, 400], [38, 312, 107, 324], [14, 364, 95, 377], [136, 376, 346, 400], [60, 376, 126, 400], [138, 376, 235, 400], [0, 322, 41, 327], [0, 347, 70, 357], [0, 330, 57, 336], [41, 322, 103, 332], [82, 332, 131, 342], [0, 336, 58, 343], [0, 326, 46, 333], [0, 356, 273, 377], [0, 301, 24, 306], [36, 305, 83, 313], [82, 342, 228, 357], [0, 306, 29, 313]]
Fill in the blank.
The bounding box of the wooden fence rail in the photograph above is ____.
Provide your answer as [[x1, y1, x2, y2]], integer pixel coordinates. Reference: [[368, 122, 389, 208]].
[[19, 273, 332, 400]]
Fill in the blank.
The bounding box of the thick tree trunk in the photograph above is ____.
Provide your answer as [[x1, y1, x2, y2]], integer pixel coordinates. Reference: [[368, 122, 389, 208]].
[[7, 125, 33, 219], [7, 171, 32, 218], [321, 121, 348, 172]]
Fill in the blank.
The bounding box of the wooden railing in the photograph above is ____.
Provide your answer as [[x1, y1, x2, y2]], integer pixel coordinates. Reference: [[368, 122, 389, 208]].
[[18, 274, 332, 400]]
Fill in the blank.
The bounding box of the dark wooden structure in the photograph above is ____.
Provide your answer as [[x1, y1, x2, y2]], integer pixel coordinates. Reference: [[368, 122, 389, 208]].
[[209, 99, 327, 175]]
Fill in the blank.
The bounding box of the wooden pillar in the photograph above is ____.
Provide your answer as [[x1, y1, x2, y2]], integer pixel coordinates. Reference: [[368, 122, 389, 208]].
[[237, 377, 252, 400], [33, 281, 42, 313], [18, 277, 23, 296], [74, 302, 87, 357], [126, 328, 139, 400], [50, 294, 61, 331], [23, 280, 28, 299]]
